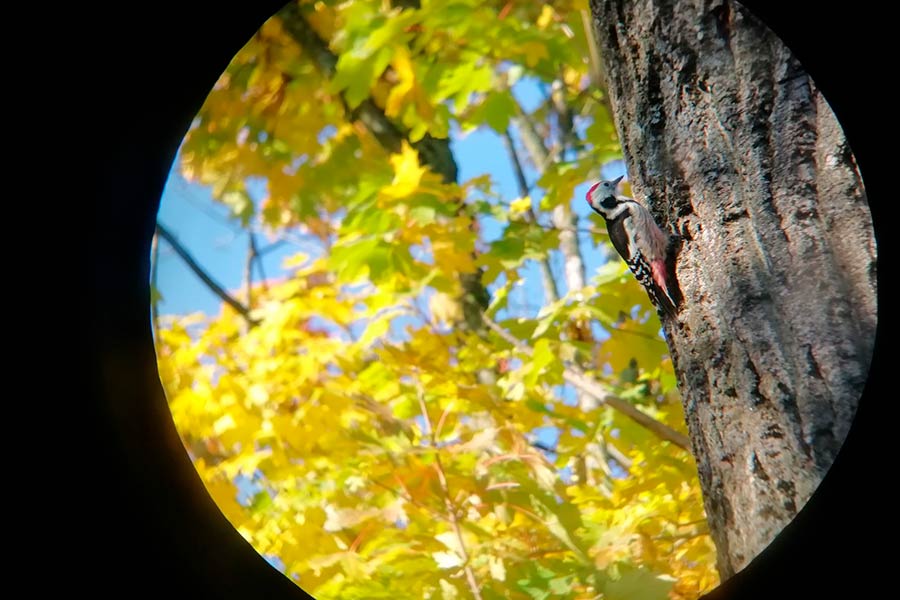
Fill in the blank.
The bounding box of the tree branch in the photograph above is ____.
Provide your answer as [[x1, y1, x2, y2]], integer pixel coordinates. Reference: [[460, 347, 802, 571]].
[[244, 233, 255, 309], [250, 234, 269, 294], [155, 223, 259, 326], [550, 78, 576, 160], [502, 128, 560, 304], [602, 438, 633, 470], [541, 90, 589, 294], [502, 128, 533, 195], [482, 316, 691, 451], [277, 2, 457, 183], [513, 97, 594, 409], [278, 2, 492, 335], [529, 221, 608, 236], [513, 108, 552, 170], [417, 388, 484, 600], [172, 177, 314, 250]]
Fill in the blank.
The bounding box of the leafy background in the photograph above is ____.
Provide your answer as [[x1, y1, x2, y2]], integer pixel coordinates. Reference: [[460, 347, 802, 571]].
[[153, 1, 719, 598]]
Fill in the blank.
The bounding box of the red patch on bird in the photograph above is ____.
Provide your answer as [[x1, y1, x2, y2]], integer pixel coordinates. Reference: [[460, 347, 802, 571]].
[[586, 182, 600, 204], [651, 259, 667, 290]]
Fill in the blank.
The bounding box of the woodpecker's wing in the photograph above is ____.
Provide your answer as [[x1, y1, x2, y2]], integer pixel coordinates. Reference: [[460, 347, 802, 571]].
[[605, 211, 633, 264], [607, 202, 680, 319]]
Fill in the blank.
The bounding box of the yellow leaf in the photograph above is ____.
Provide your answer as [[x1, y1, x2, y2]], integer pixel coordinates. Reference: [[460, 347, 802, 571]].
[[435, 531, 463, 554], [212, 413, 236, 436], [247, 384, 269, 406], [281, 252, 310, 269], [536, 5, 555, 29], [385, 45, 414, 117], [521, 41, 548, 67], [323, 505, 381, 532], [489, 556, 506, 581], [303, 0, 338, 40], [439, 579, 460, 599], [508, 196, 532, 216], [383, 142, 426, 199], [432, 551, 463, 569], [357, 309, 406, 347], [432, 238, 475, 273]]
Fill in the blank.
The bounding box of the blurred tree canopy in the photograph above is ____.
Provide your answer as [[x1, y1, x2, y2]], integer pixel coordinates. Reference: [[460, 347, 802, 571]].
[[154, 1, 718, 598]]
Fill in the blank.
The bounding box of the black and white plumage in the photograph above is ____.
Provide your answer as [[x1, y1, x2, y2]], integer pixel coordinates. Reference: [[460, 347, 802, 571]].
[[586, 176, 682, 320]]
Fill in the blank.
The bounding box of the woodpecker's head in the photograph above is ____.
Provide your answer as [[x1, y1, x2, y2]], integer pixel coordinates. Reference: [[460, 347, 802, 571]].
[[586, 175, 624, 218]]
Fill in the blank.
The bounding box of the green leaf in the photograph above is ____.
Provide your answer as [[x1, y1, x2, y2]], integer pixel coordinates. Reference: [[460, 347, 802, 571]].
[[344, 199, 401, 235], [331, 46, 393, 109], [481, 91, 516, 133], [249, 491, 272, 514], [328, 237, 397, 283], [329, 237, 379, 281], [603, 566, 675, 600], [525, 339, 555, 387], [409, 205, 436, 225], [532, 295, 566, 338], [363, 13, 417, 53], [391, 394, 419, 419], [548, 576, 574, 595], [485, 280, 512, 317], [431, 62, 493, 105], [486, 237, 524, 262]]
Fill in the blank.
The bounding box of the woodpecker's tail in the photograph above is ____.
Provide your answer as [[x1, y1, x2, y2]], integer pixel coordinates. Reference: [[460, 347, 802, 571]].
[[655, 286, 679, 321]]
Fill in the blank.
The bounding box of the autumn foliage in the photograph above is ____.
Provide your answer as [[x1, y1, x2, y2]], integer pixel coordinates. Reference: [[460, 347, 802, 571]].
[[154, 1, 719, 598]]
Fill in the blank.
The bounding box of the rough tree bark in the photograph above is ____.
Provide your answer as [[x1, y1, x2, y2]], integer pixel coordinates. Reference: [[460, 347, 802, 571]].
[[589, 0, 876, 579]]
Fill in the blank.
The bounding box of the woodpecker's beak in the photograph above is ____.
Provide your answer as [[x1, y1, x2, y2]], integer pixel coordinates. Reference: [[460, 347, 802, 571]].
[[612, 175, 624, 186]]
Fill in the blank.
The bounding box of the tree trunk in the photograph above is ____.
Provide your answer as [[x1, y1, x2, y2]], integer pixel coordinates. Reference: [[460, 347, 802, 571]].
[[590, 0, 876, 579]]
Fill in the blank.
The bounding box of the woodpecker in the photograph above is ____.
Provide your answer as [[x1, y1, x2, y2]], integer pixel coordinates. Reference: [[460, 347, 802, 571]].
[[586, 176, 682, 320]]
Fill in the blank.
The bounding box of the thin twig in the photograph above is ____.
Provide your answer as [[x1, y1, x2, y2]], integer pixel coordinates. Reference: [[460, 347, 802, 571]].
[[417, 388, 484, 600], [369, 477, 444, 521], [482, 316, 691, 451], [565, 369, 689, 450], [512, 95, 594, 409], [250, 234, 269, 294], [171, 177, 313, 250], [529, 221, 608, 236], [256, 239, 288, 256], [605, 441, 633, 470], [278, 2, 457, 182], [502, 128, 560, 303], [244, 233, 255, 309], [278, 2, 496, 335], [513, 109, 552, 171], [502, 128, 533, 195], [155, 223, 259, 326], [607, 324, 668, 342]]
